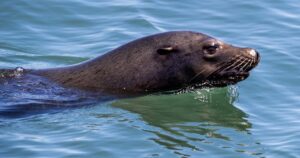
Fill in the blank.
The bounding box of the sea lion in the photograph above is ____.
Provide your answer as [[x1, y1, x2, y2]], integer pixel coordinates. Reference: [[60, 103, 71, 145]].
[[3, 31, 260, 95]]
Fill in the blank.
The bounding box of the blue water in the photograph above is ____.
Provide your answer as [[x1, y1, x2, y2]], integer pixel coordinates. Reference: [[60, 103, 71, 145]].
[[0, 0, 300, 157]]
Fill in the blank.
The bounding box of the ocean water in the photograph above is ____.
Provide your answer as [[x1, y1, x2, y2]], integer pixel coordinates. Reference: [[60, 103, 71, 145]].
[[0, 0, 299, 158]]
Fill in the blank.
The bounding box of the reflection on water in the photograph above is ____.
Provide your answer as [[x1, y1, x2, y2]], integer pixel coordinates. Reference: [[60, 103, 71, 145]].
[[0, 71, 263, 157], [113, 87, 263, 157], [0, 74, 112, 118], [0, 0, 299, 157]]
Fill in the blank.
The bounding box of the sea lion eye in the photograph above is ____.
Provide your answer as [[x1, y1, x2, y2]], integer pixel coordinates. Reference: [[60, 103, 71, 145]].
[[203, 44, 219, 55]]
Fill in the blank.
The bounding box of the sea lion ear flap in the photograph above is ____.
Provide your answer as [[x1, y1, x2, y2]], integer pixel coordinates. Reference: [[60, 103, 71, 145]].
[[157, 46, 178, 55]]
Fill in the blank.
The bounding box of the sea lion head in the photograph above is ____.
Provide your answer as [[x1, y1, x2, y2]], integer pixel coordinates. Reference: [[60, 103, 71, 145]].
[[178, 32, 261, 88], [122, 31, 260, 92]]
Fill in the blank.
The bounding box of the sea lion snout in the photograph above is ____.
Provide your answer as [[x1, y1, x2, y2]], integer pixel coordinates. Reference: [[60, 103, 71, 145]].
[[248, 49, 257, 58], [251, 49, 260, 62], [240, 48, 260, 69], [243, 48, 260, 61]]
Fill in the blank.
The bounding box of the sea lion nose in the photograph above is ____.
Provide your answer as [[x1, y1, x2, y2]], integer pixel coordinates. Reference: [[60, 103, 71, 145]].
[[245, 48, 260, 60], [249, 49, 256, 57], [255, 50, 260, 61]]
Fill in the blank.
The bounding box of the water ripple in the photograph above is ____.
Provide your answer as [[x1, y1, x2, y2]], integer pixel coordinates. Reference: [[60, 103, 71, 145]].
[[0, 0, 299, 158]]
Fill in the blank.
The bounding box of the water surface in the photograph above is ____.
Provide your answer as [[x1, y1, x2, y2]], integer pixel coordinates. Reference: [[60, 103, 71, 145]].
[[0, 0, 300, 158]]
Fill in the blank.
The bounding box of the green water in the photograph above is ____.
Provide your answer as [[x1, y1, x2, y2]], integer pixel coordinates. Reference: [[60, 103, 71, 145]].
[[0, 0, 300, 158]]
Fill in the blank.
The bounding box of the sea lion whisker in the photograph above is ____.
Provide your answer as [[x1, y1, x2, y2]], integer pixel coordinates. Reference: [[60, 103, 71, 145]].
[[205, 60, 236, 79], [193, 59, 237, 82], [189, 68, 212, 83], [222, 57, 243, 71], [217, 56, 241, 72], [249, 59, 254, 67], [189, 61, 229, 83], [240, 60, 251, 71], [211, 56, 242, 74], [243, 59, 254, 71], [230, 58, 248, 71]]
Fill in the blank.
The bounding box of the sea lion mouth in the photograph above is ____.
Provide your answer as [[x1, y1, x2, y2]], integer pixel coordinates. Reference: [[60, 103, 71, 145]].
[[191, 54, 260, 88], [204, 70, 250, 87], [207, 54, 259, 87]]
